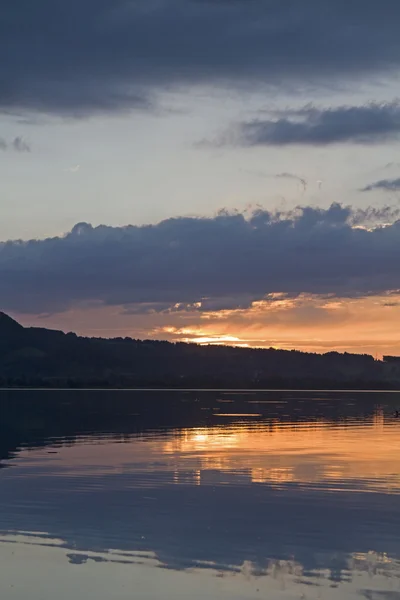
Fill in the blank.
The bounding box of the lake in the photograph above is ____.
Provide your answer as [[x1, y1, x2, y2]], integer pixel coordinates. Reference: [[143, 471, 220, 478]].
[[0, 389, 400, 600]]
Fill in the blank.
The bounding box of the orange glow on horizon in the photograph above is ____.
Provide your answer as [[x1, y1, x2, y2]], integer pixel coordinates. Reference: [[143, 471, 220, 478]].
[[12, 290, 400, 356]]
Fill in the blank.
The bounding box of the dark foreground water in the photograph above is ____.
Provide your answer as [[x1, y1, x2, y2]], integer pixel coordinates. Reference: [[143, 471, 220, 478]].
[[0, 389, 400, 600]]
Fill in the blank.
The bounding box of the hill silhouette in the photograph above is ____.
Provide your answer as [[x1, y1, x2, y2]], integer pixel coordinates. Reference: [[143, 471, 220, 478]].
[[0, 312, 24, 334], [0, 312, 399, 389]]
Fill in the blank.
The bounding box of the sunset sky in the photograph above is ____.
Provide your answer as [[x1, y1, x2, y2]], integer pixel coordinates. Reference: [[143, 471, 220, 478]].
[[2, 0, 400, 355]]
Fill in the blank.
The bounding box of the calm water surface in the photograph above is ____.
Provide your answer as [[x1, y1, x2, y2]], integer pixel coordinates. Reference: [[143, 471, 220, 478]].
[[0, 389, 400, 599]]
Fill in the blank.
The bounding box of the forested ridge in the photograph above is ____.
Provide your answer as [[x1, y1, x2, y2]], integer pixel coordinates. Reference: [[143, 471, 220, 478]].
[[1, 312, 399, 389]]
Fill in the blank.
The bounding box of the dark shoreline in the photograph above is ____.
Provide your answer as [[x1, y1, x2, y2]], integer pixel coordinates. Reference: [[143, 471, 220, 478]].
[[1, 382, 400, 392], [2, 312, 400, 392]]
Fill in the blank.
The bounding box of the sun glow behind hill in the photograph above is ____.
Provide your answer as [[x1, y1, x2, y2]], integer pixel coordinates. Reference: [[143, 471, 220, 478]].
[[12, 289, 400, 357]]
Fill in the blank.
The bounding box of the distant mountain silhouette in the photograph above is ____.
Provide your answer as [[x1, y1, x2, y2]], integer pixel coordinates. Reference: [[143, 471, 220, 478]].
[[0, 312, 399, 389]]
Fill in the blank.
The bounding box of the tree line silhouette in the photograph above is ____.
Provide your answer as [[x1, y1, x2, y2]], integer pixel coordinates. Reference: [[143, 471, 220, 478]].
[[1, 312, 399, 389]]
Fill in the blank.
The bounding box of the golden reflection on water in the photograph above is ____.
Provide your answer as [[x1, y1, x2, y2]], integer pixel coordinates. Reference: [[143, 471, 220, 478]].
[[2, 397, 400, 600], [161, 412, 400, 492], [16, 408, 400, 493]]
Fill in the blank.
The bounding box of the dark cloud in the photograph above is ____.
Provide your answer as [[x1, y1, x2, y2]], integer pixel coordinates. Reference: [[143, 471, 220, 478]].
[[350, 204, 400, 223], [122, 295, 256, 315], [3, 0, 400, 115], [0, 136, 30, 152], [362, 177, 400, 192], [1, 203, 400, 315], [229, 103, 400, 146]]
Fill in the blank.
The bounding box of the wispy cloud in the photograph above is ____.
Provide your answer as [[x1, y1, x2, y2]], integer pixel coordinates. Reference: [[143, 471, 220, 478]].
[[64, 165, 81, 173], [361, 178, 400, 192], [12, 136, 30, 152], [226, 102, 400, 147], [275, 173, 307, 192], [0, 136, 31, 152], [240, 169, 308, 192], [384, 162, 400, 169]]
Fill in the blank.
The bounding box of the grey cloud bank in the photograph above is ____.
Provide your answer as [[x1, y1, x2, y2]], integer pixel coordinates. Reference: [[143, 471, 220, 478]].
[[3, 0, 400, 115], [1, 204, 400, 315], [230, 103, 400, 146]]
